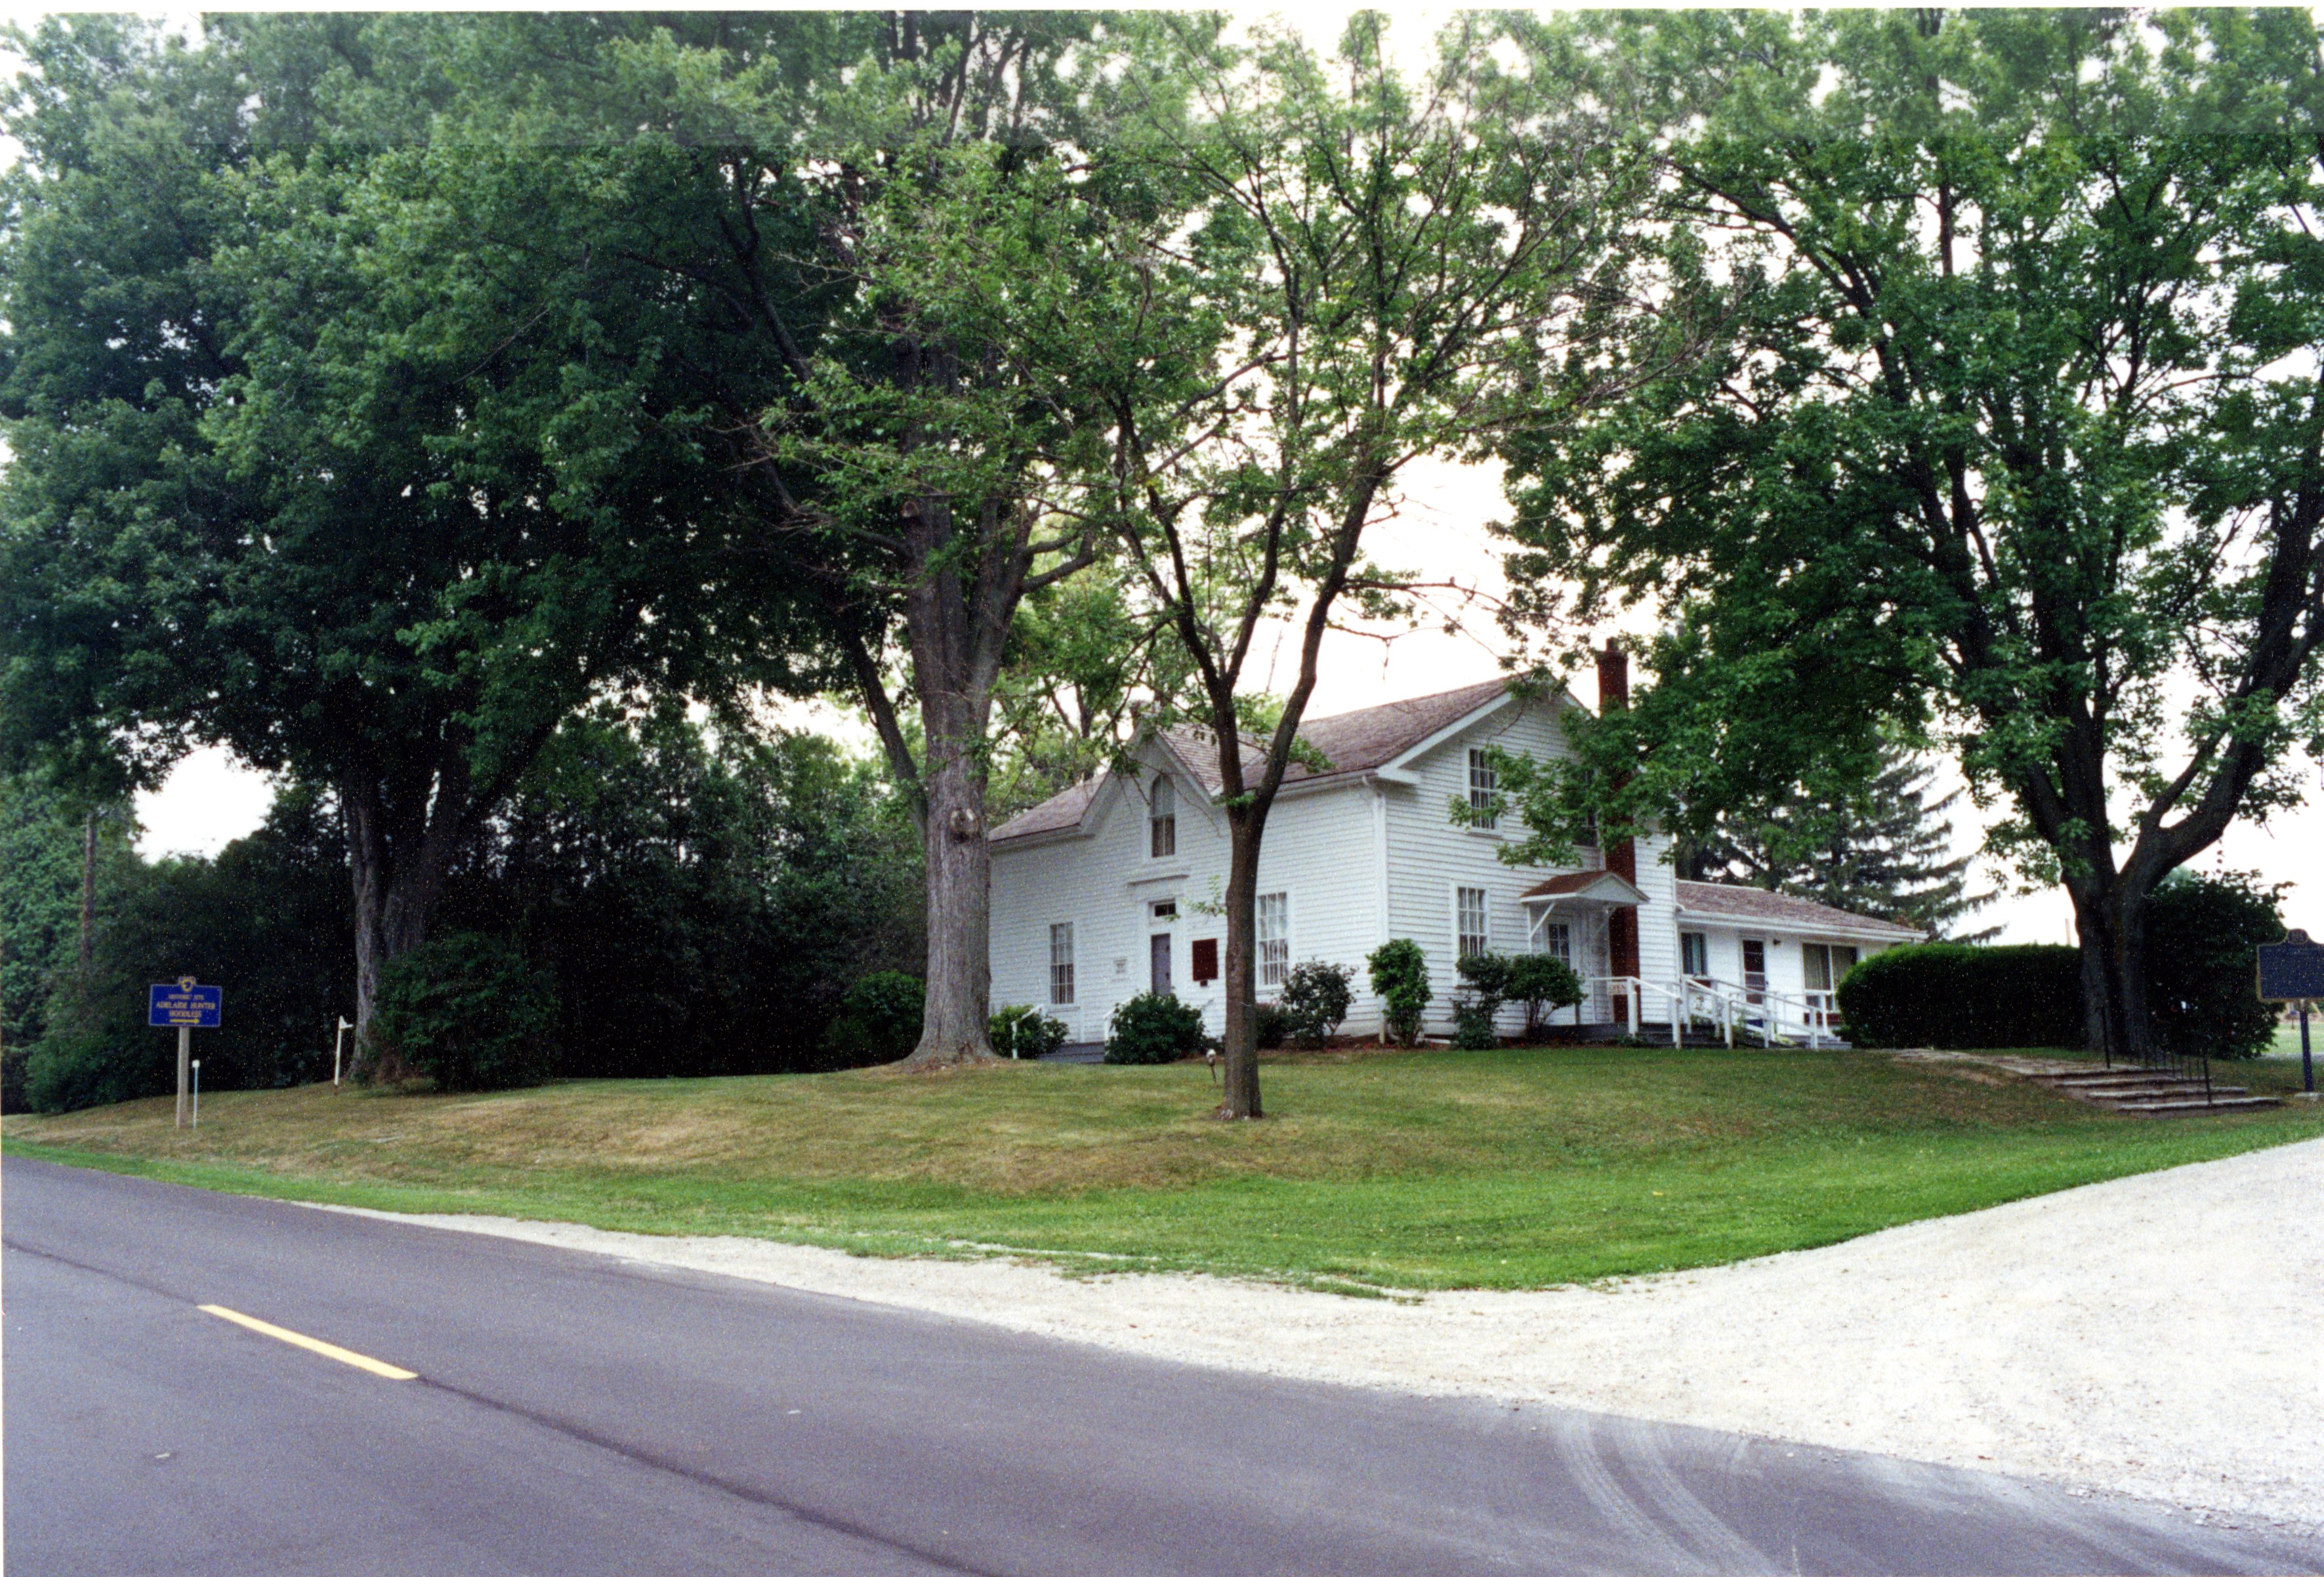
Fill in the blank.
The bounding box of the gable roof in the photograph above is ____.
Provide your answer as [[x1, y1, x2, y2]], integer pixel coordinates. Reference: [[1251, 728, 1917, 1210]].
[[1520, 870, 1648, 905], [1674, 879, 1923, 940], [991, 677, 1524, 843]]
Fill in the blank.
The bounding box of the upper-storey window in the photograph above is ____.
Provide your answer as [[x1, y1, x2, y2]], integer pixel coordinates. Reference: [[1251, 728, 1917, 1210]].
[[1466, 748, 1499, 830], [1150, 775, 1176, 858]]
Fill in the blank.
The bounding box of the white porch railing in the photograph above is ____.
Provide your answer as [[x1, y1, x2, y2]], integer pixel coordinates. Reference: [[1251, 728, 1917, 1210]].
[[1558, 975, 1846, 1049]]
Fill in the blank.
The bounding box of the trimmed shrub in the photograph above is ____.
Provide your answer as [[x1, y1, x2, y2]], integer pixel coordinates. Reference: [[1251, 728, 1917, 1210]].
[[1253, 1002, 1294, 1050], [989, 1003, 1067, 1061], [1505, 952, 1585, 1033], [1451, 952, 1511, 1049], [1279, 961, 1356, 1047], [1105, 992, 1207, 1064], [371, 933, 559, 1091], [1367, 938, 1433, 1047], [818, 971, 925, 1067], [2148, 870, 2284, 1061], [1836, 943, 2083, 1049], [1449, 1001, 1501, 1049]]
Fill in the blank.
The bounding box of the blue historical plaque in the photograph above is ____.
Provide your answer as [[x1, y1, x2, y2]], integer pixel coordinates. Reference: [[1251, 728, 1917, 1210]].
[[148, 978, 222, 1029], [2256, 931, 2324, 1002]]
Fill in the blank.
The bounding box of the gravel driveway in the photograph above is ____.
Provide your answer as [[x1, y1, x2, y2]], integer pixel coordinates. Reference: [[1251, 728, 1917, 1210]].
[[330, 1133, 2324, 1530]]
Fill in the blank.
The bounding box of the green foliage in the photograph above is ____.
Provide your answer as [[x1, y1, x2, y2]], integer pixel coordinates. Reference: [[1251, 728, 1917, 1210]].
[[370, 933, 558, 1093], [1676, 743, 1996, 940], [2, 776, 139, 1107], [16, 786, 354, 1112], [1452, 952, 1512, 1048], [1367, 940, 1434, 1049], [1104, 992, 1207, 1066], [1495, 11, 2324, 1051], [464, 715, 923, 1078], [989, 1005, 1067, 1062], [1504, 953, 1586, 1034], [24, 1028, 167, 1116], [2147, 872, 2285, 1062], [1251, 1002, 1294, 1051], [818, 973, 926, 1069], [1837, 946, 2085, 1051], [1277, 961, 1354, 1048]]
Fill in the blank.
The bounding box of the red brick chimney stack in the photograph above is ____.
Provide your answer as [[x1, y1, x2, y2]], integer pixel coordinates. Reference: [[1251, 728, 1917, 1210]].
[[1596, 642, 1642, 1013]]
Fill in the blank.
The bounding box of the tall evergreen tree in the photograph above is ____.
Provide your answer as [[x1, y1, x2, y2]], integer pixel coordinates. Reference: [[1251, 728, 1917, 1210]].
[[1678, 746, 1998, 940]]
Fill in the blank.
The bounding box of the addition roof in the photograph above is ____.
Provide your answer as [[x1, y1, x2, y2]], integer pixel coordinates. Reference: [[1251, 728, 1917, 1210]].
[[991, 677, 1525, 843], [1518, 870, 1647, 905], [1673, 879, 1924, 940]]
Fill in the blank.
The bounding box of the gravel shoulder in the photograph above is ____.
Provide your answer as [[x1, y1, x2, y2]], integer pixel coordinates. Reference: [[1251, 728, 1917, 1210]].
[[322, 1133, 2324, 1530]]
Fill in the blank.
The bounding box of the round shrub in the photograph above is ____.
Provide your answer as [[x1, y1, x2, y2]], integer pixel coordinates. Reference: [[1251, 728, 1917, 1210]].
[[24, 1027, 169, 1114], [818, 971, 926, 1067], [371, 933, 558, 1091], [1366, 938, 1433, 1047], [1279, 960, 1356, 1047], [1105, 991, 1207, 1064], [1836, 942, 2082, 1049], [1504, 952, 1585, 1032], [1450, 1001, 1501, 1050], [989, 1003, 1067, 1061]]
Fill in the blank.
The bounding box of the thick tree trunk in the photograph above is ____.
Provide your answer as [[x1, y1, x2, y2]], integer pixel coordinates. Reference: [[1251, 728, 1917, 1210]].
[[2068, 875, 2155, 1066], [899, 705, 996, 1067], [343, 767, 470, 1082], [1216, 806, 1265, 1119], [892, 494, 1006, 1068]]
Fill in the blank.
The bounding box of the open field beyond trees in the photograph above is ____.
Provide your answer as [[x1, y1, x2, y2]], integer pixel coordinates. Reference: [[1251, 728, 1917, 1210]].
[[9, 1046, 2321, 1293]]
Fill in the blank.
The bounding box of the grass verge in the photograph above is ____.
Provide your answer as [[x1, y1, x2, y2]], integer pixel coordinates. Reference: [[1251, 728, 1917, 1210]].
[[8, 1044, 2319, 1291]]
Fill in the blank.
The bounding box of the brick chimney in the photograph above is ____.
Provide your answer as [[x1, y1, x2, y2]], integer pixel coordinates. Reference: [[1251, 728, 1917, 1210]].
[[1596, 642, 1641, 1015]]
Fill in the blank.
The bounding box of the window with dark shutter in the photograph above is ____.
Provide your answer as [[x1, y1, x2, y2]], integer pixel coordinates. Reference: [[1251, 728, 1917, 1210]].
[[1191, 938, 1219, 984]]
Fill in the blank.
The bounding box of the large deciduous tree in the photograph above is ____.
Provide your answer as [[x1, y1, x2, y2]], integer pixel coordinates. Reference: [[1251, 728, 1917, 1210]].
[[0, 17, 800, 1068], [1100, 16, 1644, 1116], [1499, 10, 2324, 1062]]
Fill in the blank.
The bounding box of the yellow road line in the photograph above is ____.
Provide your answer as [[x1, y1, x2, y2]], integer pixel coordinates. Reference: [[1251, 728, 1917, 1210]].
[[197, 1303, 417, 1380]]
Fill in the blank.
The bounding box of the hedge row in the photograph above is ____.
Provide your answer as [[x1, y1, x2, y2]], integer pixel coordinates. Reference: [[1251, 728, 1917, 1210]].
[[1836, 944, 2084, 1049]]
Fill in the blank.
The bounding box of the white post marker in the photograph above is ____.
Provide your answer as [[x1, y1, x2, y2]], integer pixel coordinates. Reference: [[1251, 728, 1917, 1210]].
[[191, 1059, 201, 1128], [333, 1016, 352, 1088]]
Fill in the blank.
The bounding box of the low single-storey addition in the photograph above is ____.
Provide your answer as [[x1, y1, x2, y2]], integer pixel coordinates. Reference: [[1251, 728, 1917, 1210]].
[[989, 651, 1920, 1045]]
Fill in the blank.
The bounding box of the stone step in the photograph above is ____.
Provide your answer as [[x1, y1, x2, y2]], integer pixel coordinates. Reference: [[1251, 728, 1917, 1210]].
[[2111, 1095, 2280, 1118]]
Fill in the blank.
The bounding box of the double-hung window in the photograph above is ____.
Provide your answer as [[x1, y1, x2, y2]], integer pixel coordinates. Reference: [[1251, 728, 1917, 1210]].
[[1456, 887, 1489, 959], [1539, 921, 1573, 966], [1049, 923, 1076, 1005], [1466, 748, 1499, 830], [1150, 776, 1176, 858], [1256, 893, 1290, 988], [1680, 931, 1709, 978]]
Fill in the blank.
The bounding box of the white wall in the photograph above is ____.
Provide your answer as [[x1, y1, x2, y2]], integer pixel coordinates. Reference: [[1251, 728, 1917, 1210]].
[[989, 746, 1386, 1041]]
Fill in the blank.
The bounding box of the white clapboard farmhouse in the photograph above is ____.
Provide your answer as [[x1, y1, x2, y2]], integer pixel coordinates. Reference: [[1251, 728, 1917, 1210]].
[[989, 651, 1921, 1048]]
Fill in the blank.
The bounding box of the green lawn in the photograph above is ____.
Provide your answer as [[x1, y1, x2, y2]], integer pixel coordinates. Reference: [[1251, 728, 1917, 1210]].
[[9, 1045, 2319, 1292]]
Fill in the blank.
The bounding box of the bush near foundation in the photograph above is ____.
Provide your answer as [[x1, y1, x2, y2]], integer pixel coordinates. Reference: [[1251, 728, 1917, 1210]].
[[989, 1004, 1067, 1061], [1105, 991, 1207, 1064], [1836, 943, 2082, 1049]]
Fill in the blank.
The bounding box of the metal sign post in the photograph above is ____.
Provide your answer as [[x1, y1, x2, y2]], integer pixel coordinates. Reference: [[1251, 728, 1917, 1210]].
[[2256, 930, 2324, 1098], [149, 978, 223, 1128]]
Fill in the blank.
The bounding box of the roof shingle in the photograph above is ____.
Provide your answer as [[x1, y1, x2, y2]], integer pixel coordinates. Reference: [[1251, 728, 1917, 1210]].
[[1673, 879, 1922, 938], [991, 677, 1522, 842]]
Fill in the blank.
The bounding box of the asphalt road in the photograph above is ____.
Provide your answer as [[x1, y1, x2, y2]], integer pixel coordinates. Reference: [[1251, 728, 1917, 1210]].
[[4, 1158, 2313, 1576]]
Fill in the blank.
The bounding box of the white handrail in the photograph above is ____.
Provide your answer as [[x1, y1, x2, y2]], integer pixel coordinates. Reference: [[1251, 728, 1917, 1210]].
[[1560, 975, 1846, 1050]]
